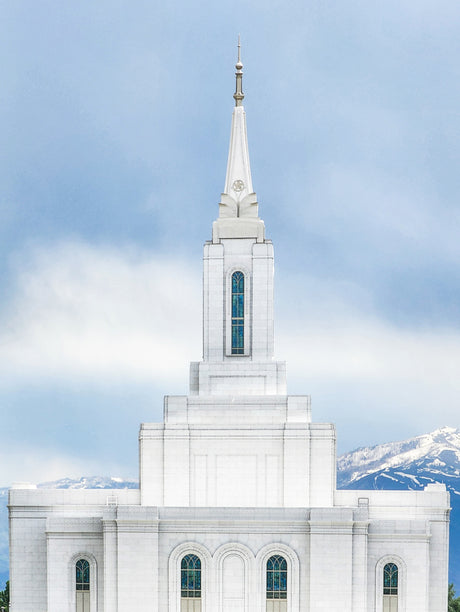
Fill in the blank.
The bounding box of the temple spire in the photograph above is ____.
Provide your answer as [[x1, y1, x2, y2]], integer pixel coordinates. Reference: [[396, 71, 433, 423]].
[[213, 41, 264, 242], [221, 39, 255, 210]]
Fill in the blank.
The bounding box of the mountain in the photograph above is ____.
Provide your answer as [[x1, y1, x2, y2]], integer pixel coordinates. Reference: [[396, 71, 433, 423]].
[[36, 476, 139, 490], [337, 426, 460, 589], [0, 428, 459, 590], [338, 426, 460, 489]]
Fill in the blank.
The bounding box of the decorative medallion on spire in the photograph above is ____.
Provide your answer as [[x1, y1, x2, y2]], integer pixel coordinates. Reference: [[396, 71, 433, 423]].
[[213, 38, 264, 243]]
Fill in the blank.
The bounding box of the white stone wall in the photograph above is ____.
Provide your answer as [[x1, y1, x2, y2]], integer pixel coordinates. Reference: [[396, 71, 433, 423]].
[[202, 241, 224, 363], [336, 488, 450, 612], [139, 416, 335, 508], [8, 488, 139, 612], [9, 488, 449, 612], [9, 514, 47, 612], [46, 518, 103, 612], [199, 236, 285, 396], [115, 507, 159, 612], [162, 516, 303, 612]]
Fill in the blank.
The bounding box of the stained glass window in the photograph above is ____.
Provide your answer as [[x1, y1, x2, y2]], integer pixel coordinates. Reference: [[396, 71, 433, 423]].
[[181, 554, 201, 598], [76, 559, 90, 591], [383, 563, 398, 595], [266, 555, 287, 600], [231, 271, 244, 354]]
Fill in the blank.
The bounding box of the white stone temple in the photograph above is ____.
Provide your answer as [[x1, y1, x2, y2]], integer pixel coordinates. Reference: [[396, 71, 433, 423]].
[[9, 46, 450, 612]]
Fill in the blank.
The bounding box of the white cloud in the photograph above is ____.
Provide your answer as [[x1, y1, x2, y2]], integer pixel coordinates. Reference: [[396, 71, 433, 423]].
[[1, 241, 459, 460], [276, 274, 460, 442], [281, 314, 460, 384], [2, 240, 460, 395], [0, 241, 201, 387]]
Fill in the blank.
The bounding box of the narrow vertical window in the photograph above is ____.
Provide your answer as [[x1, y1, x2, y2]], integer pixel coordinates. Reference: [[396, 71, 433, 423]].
[[231, 271, 244, 354], [181, 554, 202, 612], [76, 559, 90, 612], [383, 563, 398, 612], [266, 555, 287, 612]]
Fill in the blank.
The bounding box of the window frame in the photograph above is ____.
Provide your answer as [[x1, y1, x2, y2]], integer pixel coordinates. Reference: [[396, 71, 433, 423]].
[[69, 553, 98, 612], [375, 556, 406, 612], [256, 544, 299, 612], [76, 558, 91, 592], [266, 554, 288, 600], [225, 268, 250, 357], [231, 271, 245, 355], [383, 562, 398, 596], [169, 543, 211, 612], [181, 553, 202, 599]]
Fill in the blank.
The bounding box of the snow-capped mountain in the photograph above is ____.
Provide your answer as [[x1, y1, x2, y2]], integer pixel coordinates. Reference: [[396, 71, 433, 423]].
[[36, 476, 139, 490], [337, 426, 460, 590], [1, 428, 459, 590], [338, 426, 460, 490]]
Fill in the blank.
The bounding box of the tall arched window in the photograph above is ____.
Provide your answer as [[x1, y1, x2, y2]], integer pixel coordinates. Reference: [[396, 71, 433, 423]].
[[75, 558, 90, 612], [383, 563, 398, 612], [231, 271, 244, 354], [266, 555, 287, 612], [181, 554, 202, 611]]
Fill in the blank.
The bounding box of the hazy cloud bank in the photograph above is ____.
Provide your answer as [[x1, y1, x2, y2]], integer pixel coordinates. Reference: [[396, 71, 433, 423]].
[[0, 241, 201, 387], [0, 241, 458, 468]]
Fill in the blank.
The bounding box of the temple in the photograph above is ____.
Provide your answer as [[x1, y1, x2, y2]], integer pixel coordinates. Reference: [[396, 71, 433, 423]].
[[9, 46, 449, 612]]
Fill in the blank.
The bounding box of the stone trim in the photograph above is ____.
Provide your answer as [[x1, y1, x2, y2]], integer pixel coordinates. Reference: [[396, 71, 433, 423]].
[[68, 551, 98, 612], [255, 543, 300, 612], [169, 541, 212, 612], [375, 554, 407, 612]]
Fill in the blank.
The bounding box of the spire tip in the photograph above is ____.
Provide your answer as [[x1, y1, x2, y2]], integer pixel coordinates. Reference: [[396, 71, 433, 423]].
[[233, 36, 244, 106]]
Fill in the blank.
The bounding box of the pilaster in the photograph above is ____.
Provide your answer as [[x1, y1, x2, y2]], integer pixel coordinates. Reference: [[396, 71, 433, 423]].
[[102, 515, 118, 612], [309, 509, 354, 611], [116, 508, 159, 612], [352, 500, 369, 612]]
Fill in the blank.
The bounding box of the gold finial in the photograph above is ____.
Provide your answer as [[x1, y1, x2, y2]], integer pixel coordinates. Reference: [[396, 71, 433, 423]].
[[233, 35, 244, 107]]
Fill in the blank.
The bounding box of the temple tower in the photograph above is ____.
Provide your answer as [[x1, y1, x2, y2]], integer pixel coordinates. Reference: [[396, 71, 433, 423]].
[[139, 44, 336, 509]]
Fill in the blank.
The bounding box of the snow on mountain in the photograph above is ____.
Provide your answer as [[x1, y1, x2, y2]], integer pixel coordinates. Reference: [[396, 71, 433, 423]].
[[338, 426, 460, 487], [37, 475, 138, 490]]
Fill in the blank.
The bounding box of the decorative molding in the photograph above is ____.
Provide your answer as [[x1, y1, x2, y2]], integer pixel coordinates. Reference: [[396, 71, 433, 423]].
[[375, 554, 407, 612], [67, 552, 98, 612], [369, 533, 430, 542], [255, 543, 300, 612], [214, 543, 254, 612]]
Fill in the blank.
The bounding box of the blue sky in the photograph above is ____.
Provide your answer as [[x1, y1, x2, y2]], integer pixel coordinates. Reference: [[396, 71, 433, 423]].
[[1, 1, 460, 486]]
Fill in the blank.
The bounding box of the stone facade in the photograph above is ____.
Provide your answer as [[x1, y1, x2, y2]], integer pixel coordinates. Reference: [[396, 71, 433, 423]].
[[9, 55, 449, 612]]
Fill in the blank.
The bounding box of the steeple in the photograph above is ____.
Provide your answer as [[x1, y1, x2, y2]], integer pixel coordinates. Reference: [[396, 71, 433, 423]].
[[213, 40, 264, 243], [188, 42, 287, 398]]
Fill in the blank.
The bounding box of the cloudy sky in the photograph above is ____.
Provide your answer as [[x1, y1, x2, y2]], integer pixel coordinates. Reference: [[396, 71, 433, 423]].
[[1, 1, 459, 487]]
